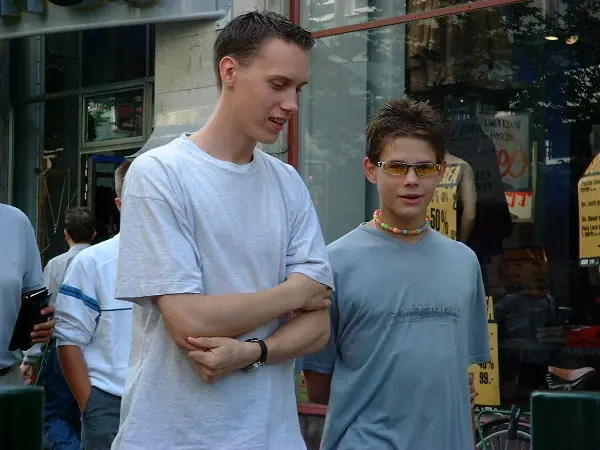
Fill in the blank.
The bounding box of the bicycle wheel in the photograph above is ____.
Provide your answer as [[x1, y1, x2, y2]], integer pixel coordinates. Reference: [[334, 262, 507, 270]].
[[476, 428, 531, 450]]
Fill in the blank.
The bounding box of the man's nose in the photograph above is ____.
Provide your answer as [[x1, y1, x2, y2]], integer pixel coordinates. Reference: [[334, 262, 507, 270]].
[[281, 90, 299, 114]]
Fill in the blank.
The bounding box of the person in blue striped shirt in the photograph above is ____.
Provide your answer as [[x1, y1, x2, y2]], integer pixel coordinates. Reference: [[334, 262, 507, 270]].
[[54, 161, 132, 450]]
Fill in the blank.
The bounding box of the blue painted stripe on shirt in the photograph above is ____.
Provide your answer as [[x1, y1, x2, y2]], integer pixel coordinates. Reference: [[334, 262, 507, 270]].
[[59, 285, 101, 315]]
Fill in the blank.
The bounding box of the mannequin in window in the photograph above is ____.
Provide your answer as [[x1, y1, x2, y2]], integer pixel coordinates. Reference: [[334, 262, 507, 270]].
[[446, 152, 476, 243]]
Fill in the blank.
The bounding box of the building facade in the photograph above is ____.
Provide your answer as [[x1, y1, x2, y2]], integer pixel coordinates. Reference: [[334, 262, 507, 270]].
[[1, 0, 288, 262], [2, 0, 600, 415]]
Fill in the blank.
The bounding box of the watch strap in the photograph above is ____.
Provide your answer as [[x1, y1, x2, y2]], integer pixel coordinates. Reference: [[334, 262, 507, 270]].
[[246, 338, 268, 364]]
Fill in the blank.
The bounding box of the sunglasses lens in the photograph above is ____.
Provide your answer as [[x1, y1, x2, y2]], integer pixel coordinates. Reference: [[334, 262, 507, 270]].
[[383, 163, 408, 175], [414, 164, 439, 176]]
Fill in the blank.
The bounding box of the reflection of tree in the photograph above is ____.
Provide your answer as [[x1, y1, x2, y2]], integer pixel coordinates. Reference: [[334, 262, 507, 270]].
[[85, 91, 144, 141], [305, 0, 600, 163], [87, 94, 116, 142]]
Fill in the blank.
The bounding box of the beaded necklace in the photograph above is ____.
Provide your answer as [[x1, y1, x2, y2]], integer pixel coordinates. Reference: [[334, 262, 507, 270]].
[[373, 209, 430, 235]]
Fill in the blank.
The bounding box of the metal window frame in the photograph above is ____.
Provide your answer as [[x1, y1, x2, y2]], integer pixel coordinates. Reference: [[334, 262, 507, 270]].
[[7, 104, 14, 204], [286, 0, 530, 169], [80, 84, 148, 152]]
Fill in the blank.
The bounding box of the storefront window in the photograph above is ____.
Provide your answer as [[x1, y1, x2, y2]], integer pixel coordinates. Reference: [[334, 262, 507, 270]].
[[39, 96, 80, 264], [82, 25, 147, 86], [0, 40, 9, 204], [83, 89, 144, 145], [301, 0, 473, 31], [45, 31, 80, 93], [299, 0, 600, 407]]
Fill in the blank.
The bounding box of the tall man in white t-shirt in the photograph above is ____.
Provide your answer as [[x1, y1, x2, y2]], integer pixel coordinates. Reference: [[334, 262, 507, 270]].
[[55, 161, 132, 449], [111, 11, 333, 450]]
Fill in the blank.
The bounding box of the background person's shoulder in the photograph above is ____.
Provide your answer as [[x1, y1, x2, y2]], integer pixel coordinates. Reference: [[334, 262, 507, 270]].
[[0, 203, 31, 224]]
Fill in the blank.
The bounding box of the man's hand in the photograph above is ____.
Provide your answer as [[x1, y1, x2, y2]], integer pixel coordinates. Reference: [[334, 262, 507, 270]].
[[20, 363, 32, 376], [287, 273, 332, 311], [469, 373, 478, 408], [187, 337, 261, 383], [31, 306, 56, 344]]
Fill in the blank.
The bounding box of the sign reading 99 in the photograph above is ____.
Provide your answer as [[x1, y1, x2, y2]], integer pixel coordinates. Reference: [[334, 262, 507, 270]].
[[497, 148, 528, 179]]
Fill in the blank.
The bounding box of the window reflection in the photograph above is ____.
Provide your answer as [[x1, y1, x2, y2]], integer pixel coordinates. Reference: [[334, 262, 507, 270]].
[[84, 90, 144, 143], [301, 0, 474, 31], [82, 26, 147, 86], [299, 0, 600, 406]]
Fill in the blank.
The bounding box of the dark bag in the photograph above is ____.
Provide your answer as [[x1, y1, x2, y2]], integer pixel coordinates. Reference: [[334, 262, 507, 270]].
[[8, 287, 52, 352]]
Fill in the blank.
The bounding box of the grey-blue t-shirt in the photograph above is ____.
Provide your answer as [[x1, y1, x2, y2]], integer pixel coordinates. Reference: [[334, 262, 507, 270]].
[[301, 224, 490, 450], [0, 204, 43, 368]]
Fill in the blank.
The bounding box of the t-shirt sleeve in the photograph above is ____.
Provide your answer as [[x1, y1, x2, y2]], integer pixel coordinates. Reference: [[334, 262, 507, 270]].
[[468, 261, 491, 365], [115, 155, 204, 302], [286, 171, 333, 289], [43, 259, 60, 307], [22, 217, 43, 293], [54, 258, 99, 348], [300, 290, 340, 375]]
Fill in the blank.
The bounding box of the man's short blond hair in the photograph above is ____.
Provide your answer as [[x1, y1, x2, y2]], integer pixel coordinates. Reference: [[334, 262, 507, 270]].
[[115, 160, 132, 199]]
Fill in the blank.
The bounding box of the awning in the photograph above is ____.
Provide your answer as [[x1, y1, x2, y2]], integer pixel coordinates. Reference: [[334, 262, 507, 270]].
[[0, 0, 230, 40], [127, 107, 208, 159]]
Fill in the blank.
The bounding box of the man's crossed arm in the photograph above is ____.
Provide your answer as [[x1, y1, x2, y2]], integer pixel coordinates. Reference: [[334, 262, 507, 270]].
[[156, 273, 332, 382]]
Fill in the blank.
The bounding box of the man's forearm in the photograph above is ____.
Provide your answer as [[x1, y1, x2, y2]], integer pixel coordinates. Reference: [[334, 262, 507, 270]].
[[158, 282, 300, 348], [57, 345, 91, 410], [265, 309, 330, 363], [159, 275, 330, 348]]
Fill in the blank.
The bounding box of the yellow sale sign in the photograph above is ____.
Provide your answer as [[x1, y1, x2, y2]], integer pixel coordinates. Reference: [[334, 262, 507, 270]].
[[579, 154, 600, 267], [428, 164, 462, 240]]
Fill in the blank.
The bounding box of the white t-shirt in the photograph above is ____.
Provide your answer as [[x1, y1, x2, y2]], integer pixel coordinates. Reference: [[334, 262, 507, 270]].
[[54, 235, 132, 397], [111, 134, 333, 450]]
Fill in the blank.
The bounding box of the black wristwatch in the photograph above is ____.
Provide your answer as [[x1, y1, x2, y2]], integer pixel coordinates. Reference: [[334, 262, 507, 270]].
[[243, 338, 268, 373]]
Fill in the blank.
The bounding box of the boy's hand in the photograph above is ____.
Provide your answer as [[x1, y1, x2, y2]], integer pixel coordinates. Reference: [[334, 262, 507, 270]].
[[469, 373, 478, 408]]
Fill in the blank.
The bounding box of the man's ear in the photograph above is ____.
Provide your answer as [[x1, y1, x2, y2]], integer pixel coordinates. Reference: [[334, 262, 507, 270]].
[[219, 56, 238, 89]]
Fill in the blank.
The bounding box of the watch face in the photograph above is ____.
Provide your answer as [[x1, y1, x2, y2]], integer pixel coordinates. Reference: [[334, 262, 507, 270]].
[[244, 362, 263, 373]]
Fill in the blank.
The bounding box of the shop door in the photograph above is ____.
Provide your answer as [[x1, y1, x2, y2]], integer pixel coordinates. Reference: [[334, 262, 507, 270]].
[[83, 151, 132, 244]]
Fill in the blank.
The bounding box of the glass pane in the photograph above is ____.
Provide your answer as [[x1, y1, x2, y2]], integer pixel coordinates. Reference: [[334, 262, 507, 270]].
[[82, 25, 147, 86], [39, 96, 80, 264], [148, 25, 155, 77], [84, 89, 144, 143], [300, 25, 406, 242], [300, 0, 600, 407], [301, 0, 473, 31], [45, 31, 80, 93], [0, 40, 9, 204], [81, 150, 134, 245], [13, 102, 42, 221]]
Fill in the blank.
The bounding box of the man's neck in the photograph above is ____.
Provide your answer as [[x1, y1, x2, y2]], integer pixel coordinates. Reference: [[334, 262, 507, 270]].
[[189, 100, 256, 165]]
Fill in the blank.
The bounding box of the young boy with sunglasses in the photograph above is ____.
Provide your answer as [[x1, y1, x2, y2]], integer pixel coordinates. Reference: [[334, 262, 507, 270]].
[[301, 98, 490, 450]]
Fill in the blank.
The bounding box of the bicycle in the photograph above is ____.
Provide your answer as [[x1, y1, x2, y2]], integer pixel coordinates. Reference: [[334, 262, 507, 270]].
[[475, 366, 597, 449]]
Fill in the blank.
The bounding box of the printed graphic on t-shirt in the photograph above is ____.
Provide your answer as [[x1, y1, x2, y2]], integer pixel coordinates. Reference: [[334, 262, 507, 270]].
[[385, 303, 460, 326]]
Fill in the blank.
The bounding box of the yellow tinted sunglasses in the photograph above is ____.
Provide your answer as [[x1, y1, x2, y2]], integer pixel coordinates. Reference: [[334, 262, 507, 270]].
[[376, 161, 441, 177]]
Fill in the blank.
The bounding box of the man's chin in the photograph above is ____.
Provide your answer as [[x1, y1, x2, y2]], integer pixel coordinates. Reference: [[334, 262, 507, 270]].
[[256, 134, 280, 146]]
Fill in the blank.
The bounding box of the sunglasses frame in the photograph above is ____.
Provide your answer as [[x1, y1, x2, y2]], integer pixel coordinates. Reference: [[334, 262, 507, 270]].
[[376, 161, 442, 177]]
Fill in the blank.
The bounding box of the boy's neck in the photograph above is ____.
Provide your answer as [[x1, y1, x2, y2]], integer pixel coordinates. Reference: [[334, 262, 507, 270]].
[[373, 207, 429, 243], [189, 99, 256, 165]]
